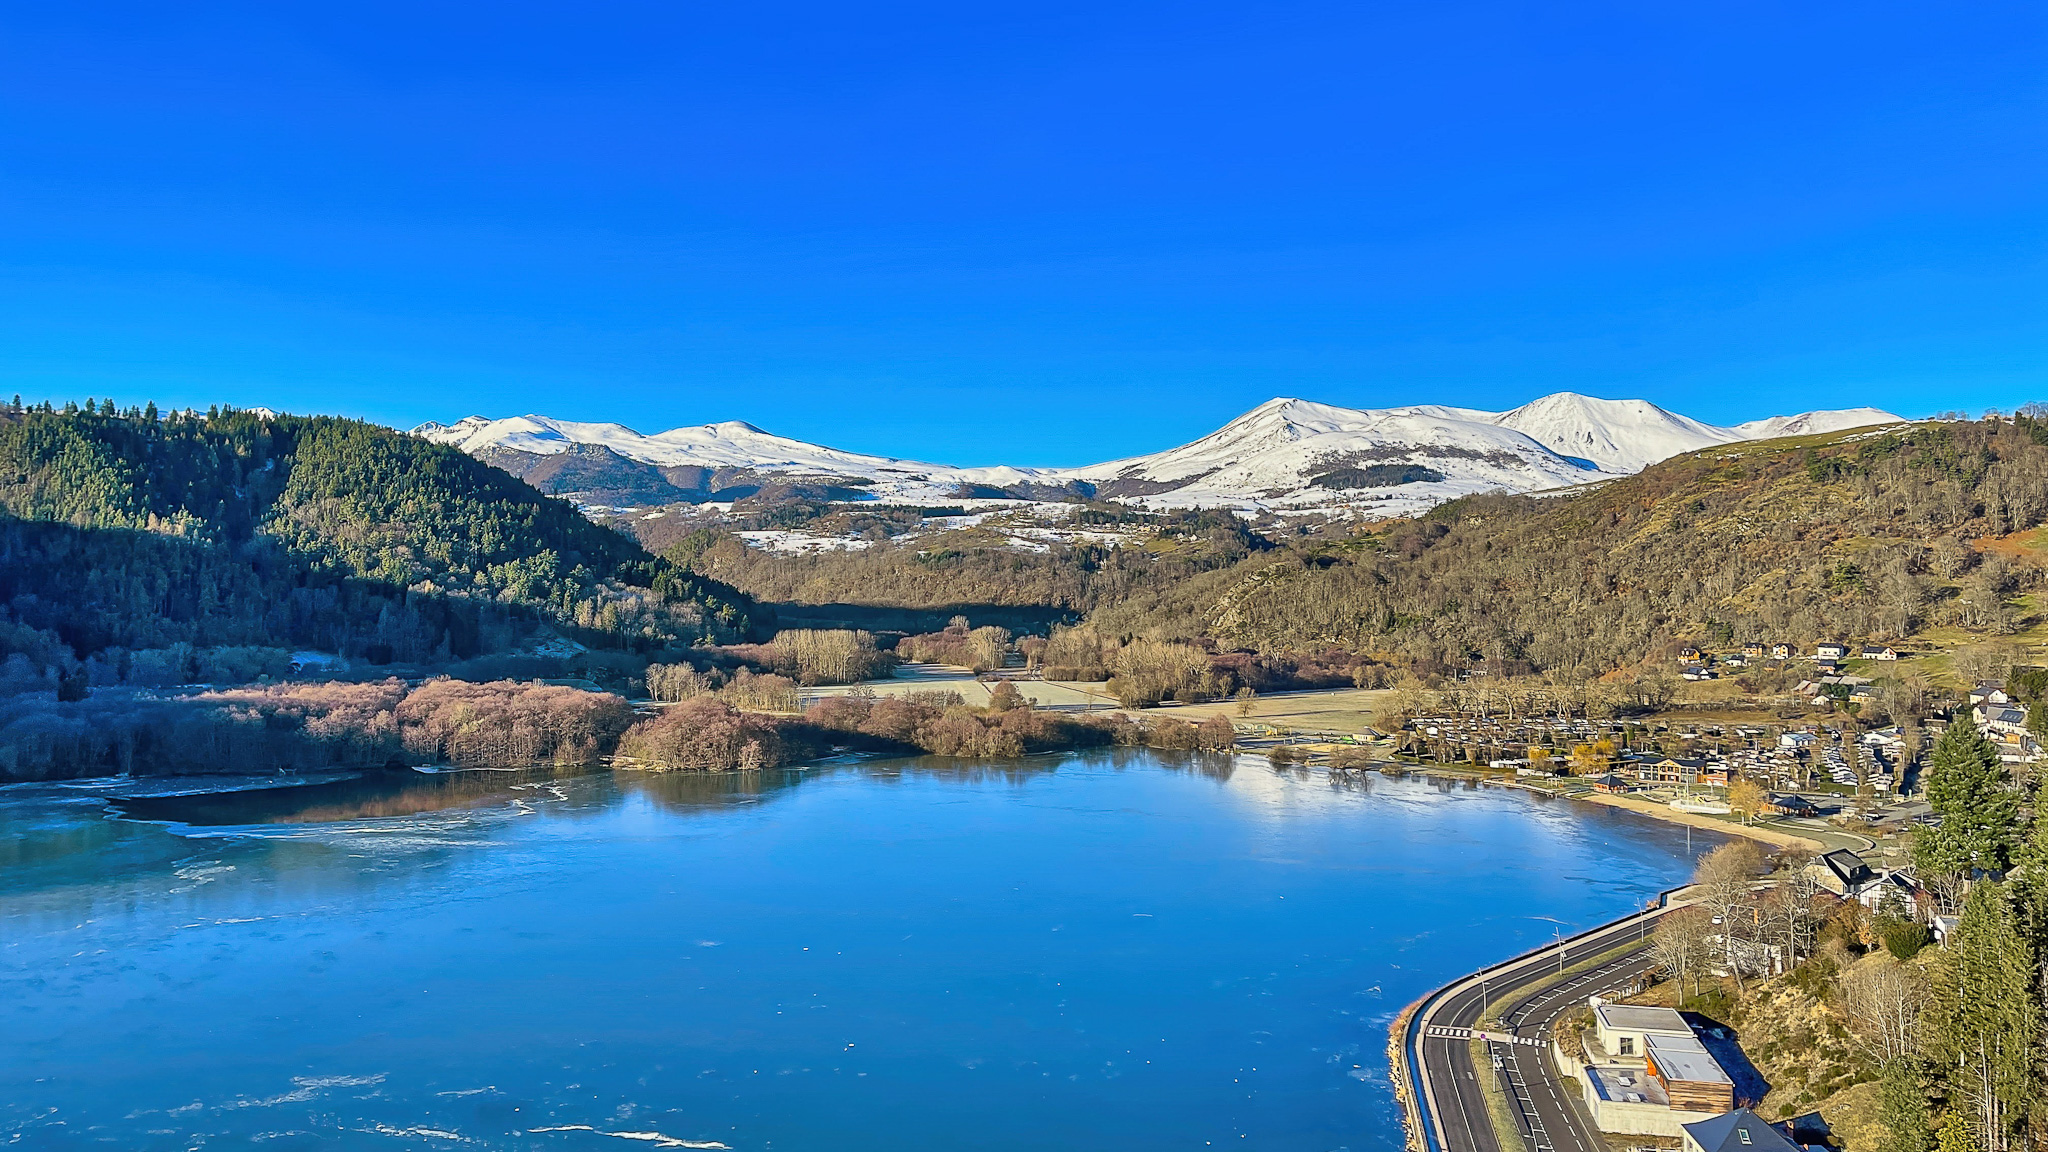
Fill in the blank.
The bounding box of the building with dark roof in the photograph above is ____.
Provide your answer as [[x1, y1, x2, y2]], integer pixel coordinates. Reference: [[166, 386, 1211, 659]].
[[1681, 1109, 1801, 1152], [1813, 849, 1872, 893]]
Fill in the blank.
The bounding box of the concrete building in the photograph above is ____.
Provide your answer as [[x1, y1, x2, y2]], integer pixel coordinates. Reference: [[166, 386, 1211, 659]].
[[1566, 999, 1745, 1137]]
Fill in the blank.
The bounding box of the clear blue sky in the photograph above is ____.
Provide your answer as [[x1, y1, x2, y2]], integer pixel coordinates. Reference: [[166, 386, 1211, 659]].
[[2, 2, 2045, 465]]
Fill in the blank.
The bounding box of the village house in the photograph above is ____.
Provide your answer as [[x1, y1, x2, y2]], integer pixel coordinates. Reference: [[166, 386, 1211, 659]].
[[1859, 645, 1899, 661], [1969, 698, 2040, 762], [1763, 793, 1821, 818], [1970, 683, 2011, 707], [1770, 643, 1795, 659], [1741, 642, 1767, 659], [1814, 641, 1849, 660], [1681, 1110, 1802, 1152], [1807, 849, 1875, 898], [1678, 646, 1703, 662], [1806, 849, 1926, 917], [1633, 757, 1731, 788]]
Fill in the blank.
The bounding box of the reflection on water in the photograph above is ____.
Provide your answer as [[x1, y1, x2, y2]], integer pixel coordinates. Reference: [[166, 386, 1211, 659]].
[[0, 754, 1716, 1152], [99, 751, 1219, 829], [112, 766, 598, 825]]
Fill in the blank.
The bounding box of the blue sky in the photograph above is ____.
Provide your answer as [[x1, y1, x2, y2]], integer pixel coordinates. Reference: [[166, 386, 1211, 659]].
[[1, 1, 2045, 465]]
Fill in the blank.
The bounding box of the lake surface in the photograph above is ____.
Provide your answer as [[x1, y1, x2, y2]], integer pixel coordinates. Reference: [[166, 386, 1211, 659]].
[[0, 753, 1718, 1151]]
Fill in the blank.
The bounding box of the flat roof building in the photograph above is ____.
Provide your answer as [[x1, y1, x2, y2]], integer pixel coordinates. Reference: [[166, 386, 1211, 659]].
[[1593, 1001, 1692, 1058], [1646, 1034, 1736, 1113]]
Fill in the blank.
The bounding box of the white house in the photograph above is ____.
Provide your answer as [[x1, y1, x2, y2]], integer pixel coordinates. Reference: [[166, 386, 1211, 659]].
[[1970, 683, 2011, 707]]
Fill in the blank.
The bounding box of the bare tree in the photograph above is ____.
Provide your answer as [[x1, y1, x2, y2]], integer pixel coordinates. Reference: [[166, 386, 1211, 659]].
[[1653, 906, 1716, 1000], [1837, 958, 1926, 1064], [1693, 841, 1768, 989], [1760, 868, 1821, 966]]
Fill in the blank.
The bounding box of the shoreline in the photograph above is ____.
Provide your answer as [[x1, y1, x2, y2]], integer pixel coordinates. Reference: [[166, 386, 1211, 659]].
[[1393, 891, 1689, 1152], [1381, 763, 1826, 852], [1571, 789, 1824, 850]]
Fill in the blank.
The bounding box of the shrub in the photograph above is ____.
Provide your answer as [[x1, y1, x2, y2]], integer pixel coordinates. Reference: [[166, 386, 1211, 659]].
[[1196, 715, 1236, 751], [1148, 717, 1201, 751], [398, 678, 634, 768], [1880, 919, 1931, 960], [1329, 745, 1375, 769], [616, 697, 789, 771]]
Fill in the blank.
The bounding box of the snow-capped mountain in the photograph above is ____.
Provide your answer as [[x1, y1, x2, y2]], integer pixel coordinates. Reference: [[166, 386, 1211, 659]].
[[1729, 408, 1901, 441], [415, 393, 1904, 519], [1062, 398, 1600, 515], [421, 413, 935, 477], [1490, 393, 1743, 473], [413, 413, 1052, 506]]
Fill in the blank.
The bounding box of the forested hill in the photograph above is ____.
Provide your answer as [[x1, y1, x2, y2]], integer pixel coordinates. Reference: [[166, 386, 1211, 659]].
[[1086, 415, 2048, 677], [0, 401, 752, 675]]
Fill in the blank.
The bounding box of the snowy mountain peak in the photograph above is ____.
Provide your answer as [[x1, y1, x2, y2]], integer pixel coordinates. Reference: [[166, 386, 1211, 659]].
[[1730, 408, 1902, 440], [1209, 397, 1363, 441], [1492, 392, 1741, 473], [413, 393, 1909, 522]]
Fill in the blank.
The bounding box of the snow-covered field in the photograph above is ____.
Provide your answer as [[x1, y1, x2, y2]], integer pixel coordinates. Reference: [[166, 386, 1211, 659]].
[[735, 530, 876, 555]]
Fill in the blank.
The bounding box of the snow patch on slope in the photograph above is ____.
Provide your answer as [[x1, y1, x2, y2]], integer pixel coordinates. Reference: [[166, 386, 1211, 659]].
[[1063, 397, 1602, 517], [414, 394, 1908, 521], [1729, 408, 1902, 440], [1491, 393, 1744, 473]]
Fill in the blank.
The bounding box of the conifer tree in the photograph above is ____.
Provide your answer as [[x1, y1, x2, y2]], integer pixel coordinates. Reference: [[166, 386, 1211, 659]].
[[1879, 1057, 1934, 1152], [1924, 883, 2041, 1152], [2009, 816, 2048, 952], [1914, 721, 2020, 907]]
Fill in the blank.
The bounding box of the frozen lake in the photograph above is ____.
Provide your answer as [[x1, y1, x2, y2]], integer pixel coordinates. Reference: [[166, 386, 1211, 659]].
[[0, 753, 1715, 1150]]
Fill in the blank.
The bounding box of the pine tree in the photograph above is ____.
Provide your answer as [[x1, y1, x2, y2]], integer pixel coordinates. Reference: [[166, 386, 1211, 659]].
[[1924, 883, 2041, 1152], [1879, 1057, 1934, 1152], [1913, 721, 2020, 906], [2009, 817, 2048, 952]]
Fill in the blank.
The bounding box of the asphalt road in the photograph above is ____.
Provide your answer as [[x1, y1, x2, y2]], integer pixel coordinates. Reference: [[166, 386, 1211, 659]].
[[1409, 907, 1670, 1152]]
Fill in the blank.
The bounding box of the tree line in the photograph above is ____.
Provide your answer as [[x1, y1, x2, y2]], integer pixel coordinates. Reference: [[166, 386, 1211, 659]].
[[0, 402, 755, 686], [618, 684, 1236, 771], [0, 678, 636, 781]]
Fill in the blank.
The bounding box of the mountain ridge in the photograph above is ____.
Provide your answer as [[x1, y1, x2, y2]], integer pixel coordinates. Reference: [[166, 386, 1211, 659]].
[[416, 393, 1905, 518]]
